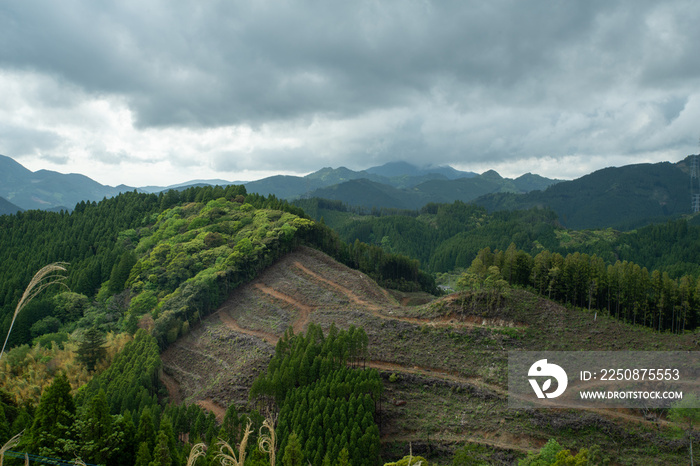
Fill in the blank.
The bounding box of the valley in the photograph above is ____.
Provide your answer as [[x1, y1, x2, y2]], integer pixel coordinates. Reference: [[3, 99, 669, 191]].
[[0, 179, 699, 464]]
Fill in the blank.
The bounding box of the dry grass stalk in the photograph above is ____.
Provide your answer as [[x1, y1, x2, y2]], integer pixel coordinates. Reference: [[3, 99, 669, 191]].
[[216, 419, 253, 466], [0, 431, 22, 466], [187, 442, 207, 466], [407, 442, 422, 466], [258, 414, 278, 466], [0, 263, 69, 362]]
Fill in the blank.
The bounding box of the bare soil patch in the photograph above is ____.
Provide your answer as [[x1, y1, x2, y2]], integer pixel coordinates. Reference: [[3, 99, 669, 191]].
[[197, 399, 226, 423], [160, 371, 182, 404]]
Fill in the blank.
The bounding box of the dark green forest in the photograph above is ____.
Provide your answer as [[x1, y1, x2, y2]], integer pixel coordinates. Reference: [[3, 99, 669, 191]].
[[473, 161, 692, 230], [250, 324, 382, 466], [295, 197, 700, 279], [461, 243, 700, 333]]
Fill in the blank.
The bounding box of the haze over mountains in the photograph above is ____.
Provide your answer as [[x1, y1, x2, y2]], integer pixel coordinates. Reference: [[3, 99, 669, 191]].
[[1, 153, 698, 230], [0, 154, 131, 213], [0, 153, 549, 211]]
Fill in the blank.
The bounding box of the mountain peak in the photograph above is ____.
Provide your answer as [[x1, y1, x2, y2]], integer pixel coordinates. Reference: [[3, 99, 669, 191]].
[[481, 169, 502, 180], [366, 161, 476, 180]]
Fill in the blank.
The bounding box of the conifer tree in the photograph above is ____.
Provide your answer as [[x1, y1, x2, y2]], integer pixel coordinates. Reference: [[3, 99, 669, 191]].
[[79, 389, 113, 464], [136, 407, 157, 452], [77, 326, 107, 371], [135, 441, 152, 466], [150, 430, 172, 466], [282, 432, 304, 466], [28, 372, 75, 458], [109, 251, 137, 294], [337, 448, 350, 466], [110, 411, 137, 466]]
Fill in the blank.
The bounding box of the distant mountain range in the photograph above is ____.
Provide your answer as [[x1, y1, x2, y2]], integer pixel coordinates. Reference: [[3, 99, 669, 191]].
[[298, 169, 559, 210], [2, 153, 697, 231], [0, 197, 22, 216], [0, 154, 131, 212], [0, 154, 547, 213]]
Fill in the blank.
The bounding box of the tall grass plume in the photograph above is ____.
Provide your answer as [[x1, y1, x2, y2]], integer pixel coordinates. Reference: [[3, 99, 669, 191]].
[[0, 263, 68, 362], [216, 419, 253, 466], [258, 414, 277, 466], [187, 442, 207, 466], [0, 431, 22, 466]]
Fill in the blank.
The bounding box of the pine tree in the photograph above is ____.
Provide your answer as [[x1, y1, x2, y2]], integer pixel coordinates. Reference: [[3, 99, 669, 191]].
[[27, 372, 76, 458], [150, 431, 172, 466], [222, 403, 241, 443], [282, 432, 304, 466], [110, 411, 137, 466], [77, 326, 107, 371], [337, 447, 350, 466], [79, 389, 113, 464], [135, 441, 152, 466], [109, 251, 137, 294], [136, 407, 157, 452]]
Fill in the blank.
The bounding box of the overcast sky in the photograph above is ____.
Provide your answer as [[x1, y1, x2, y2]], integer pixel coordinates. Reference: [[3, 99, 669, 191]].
[[2, 1, 700, 187]]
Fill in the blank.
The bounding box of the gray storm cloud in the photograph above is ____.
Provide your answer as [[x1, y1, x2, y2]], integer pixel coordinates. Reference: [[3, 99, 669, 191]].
[[1, 0, 699, 184]]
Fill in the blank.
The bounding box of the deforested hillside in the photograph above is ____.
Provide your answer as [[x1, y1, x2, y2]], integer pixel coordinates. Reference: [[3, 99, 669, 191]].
[[161, 246, 398, 409], [162, 245, 697, 465]]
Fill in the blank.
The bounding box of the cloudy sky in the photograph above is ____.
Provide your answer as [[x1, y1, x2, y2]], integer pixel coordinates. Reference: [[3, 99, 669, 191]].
[[2, 1, 700, 187]]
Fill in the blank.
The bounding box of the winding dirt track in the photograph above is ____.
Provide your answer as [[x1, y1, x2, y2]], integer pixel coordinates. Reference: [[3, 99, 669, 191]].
[[192, 311, 669, 431], [160, 371, 182, 404], [160, 247, 672, 457], [197, 399, 226, 423], [217, 307, 279, 345], [254, 283, 313, 334], [294, 261, 381, 310], [293, 259, 515, 330]]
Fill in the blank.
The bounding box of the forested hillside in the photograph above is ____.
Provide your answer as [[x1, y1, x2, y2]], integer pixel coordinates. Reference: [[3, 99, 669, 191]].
[[474, 160, 692, 230], [0, 186, 435, 350], [0, 184, 439, 464], [300, 170, 559, 211], [295, 198, 700, 281], [2, 177, 700, 464], [460, 244, 700, 333]]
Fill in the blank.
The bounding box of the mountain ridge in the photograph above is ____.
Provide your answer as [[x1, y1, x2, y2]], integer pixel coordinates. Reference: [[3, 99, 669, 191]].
[[4, 153, 696, 231], [474, 159, 694, 229], [0, 155, 556, 212], [0, 196, 22, 215]]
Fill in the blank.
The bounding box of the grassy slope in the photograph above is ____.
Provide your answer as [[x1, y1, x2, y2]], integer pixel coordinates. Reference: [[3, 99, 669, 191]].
[[162, 246, 696, 465]]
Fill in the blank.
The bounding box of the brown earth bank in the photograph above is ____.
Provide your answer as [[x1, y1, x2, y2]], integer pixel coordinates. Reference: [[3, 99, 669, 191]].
[[161, 246, 697, 464]]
